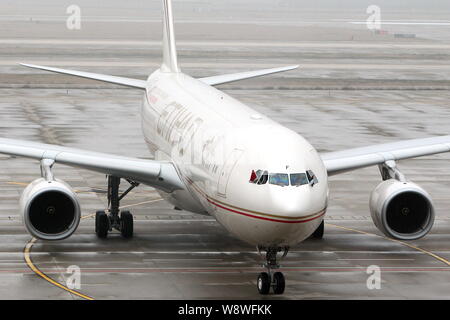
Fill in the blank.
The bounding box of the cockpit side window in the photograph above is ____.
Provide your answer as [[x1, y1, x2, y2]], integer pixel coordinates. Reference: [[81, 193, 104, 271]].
[[269, 173, 289, 187], [306, 170, 318, 185], [249, 169, 268, 184], [257, 170, 268, 185], [290, 173, 308, 186]]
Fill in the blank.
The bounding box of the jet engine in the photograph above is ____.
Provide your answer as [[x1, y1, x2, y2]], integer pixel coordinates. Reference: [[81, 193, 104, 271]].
[[20, 178, 81, 240], [369, 179, 435, 240]]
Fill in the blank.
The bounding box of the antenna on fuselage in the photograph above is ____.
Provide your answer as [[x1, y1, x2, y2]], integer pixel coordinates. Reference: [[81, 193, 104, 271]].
[[161, 0, 180, 73]]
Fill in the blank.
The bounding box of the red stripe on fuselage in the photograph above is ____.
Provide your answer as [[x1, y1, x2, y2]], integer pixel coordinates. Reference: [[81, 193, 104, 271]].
[[207, 198, 325, 224]]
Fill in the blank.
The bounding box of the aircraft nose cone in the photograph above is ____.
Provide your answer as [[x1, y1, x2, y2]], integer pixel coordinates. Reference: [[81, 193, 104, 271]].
[[269, 187, 314, 216]]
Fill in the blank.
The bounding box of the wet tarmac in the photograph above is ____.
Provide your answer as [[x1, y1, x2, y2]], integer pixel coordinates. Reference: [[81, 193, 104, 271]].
[[0, 0, 450, 299]]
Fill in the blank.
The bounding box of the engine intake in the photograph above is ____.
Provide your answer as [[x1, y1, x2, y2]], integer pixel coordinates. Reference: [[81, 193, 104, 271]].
[[370, 179, 435, 240], [20, 178, 81, 240]]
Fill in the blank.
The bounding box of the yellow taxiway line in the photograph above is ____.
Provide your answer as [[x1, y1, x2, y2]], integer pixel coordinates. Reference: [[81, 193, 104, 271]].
[[22, 194, 449, 299], [327, 223, 450, 266], [23, 238, 94, 300], [23, 198, 163, 300], [7, 181, 103, 195]]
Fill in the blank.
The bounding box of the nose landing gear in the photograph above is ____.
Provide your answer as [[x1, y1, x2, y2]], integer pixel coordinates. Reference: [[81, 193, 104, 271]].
[[95, 175, 139, 239], [256, 246, 288, 295]]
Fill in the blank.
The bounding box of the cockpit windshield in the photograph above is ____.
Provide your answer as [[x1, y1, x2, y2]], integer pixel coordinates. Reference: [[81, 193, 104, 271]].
[[290, 173, 309, 186], [269, 173, 289, 187], [249, 169, 318, 187]]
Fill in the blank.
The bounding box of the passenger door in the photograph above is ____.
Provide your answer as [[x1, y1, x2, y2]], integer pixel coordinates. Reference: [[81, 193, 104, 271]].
[[217, 149, 243, 197]]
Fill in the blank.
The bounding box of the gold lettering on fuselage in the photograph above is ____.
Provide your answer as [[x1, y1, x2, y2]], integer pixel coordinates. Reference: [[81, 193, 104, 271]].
[[156, 100, 204, 163], [149, 86, 221, 174], [201, 135, 221, 175]]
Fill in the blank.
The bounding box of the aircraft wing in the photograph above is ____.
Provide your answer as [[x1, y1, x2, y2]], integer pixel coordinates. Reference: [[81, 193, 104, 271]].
[[198, 65, 299, 86], [21, 64, 148, 89], [0, 138, 184, 192], [321, 135, 450, 176]]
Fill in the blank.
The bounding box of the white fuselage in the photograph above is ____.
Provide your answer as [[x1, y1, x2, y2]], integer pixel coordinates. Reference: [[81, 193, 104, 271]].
[[141, 70, 329, 247]]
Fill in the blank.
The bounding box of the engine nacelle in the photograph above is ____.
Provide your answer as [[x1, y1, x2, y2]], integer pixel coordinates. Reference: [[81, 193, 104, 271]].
[[20, 178, 81, 241], [370, 179, 435, 240]]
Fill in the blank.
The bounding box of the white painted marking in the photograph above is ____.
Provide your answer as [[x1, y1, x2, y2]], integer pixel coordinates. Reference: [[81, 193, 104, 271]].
[[338, 258, 415, 261], [349, 21, 450, 26], [2, 39, 450, 49], [7, 60, 450, 70]]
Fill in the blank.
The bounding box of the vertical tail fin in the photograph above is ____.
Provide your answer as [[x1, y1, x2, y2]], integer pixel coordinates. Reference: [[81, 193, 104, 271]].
[[161, 0, 179, 73]]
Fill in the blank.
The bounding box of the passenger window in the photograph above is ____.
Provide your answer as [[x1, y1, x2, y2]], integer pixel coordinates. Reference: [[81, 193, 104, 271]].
[[290, 173, 308, 186], [269, 173, 289, 187], [306, 170, 318, 186]]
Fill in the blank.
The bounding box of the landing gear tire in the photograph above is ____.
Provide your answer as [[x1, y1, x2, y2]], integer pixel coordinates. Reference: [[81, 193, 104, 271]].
[[256, 246, 289, 295], [272, 272, 285, 294], [95, 176, 139, 238], [95, 210, 108, 239], [257, 272, 271, 295], [311, 221, 324, 239], [120, 210, 133, 238]]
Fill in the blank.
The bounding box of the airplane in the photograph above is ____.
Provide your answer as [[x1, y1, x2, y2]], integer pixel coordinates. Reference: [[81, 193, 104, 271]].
[[1, 0, 450, 295]]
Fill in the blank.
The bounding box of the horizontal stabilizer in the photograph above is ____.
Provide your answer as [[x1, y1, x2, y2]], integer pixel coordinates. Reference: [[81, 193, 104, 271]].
[[198, 65, 299, 86], [21, 63, 148, 89]]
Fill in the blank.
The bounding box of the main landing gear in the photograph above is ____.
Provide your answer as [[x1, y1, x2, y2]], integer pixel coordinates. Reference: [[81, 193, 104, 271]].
[[256, 246, 289, 295], [95, 176, 139, 239]]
